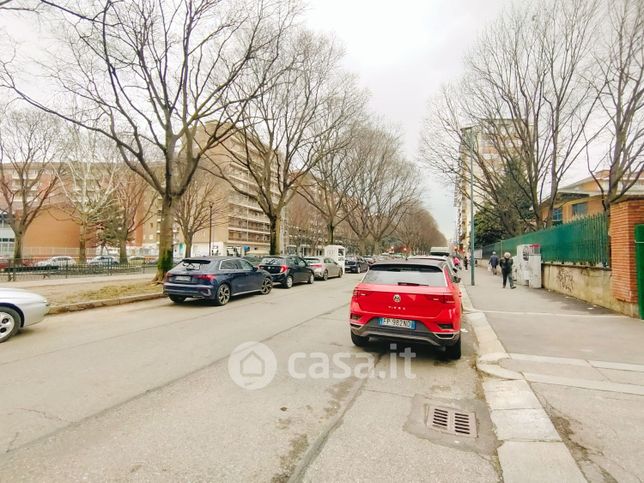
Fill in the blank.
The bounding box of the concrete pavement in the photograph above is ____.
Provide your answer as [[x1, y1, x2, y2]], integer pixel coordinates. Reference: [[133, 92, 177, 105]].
[[464, 266, 644, 482], [1, 274, 499, 482]]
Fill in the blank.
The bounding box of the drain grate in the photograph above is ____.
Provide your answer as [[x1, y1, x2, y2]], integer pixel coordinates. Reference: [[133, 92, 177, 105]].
[[425, 405, 477, 438]]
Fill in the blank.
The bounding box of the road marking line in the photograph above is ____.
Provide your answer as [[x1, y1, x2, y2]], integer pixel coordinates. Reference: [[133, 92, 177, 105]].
[[482, 309, 628, 319], [524, 372, 644, 395], [509, 353, 591, 367]]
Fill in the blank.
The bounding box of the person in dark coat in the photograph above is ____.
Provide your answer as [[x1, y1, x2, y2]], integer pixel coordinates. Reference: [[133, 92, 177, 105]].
[[499, 252, 515, 289], [488, 251, 499, 275], [464, 256, 469, 270]]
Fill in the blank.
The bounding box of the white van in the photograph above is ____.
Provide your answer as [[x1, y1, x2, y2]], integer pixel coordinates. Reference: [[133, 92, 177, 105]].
[[324, 245, 346, 271]]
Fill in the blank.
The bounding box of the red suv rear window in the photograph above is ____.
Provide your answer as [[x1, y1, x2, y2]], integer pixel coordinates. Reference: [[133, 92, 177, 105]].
[[362, 264, 447, 287]]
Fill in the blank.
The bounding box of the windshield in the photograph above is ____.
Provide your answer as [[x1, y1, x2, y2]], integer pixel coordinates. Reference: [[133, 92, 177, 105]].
[[362, 265, 447, 287], [178, 259, 212, 271], [305, 257, 321, 263], [261, 257, 285, 265]]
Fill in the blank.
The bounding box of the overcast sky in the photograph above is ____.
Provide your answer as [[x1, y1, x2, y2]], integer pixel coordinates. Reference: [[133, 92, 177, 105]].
[[304, 0, 509, 240]]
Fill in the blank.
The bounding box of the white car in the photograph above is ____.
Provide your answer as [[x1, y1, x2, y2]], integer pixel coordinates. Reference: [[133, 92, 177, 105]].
[[35, 256, 76, 268], [0, 288, 49, 343]]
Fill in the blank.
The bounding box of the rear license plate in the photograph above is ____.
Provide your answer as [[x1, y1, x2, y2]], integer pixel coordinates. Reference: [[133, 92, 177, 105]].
[[174, 275, 191, 282], [379, 318, 416, 329]]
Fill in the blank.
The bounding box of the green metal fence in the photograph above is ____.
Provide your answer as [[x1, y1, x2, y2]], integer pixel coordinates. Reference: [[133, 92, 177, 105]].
[[481, 212, 610, 267]]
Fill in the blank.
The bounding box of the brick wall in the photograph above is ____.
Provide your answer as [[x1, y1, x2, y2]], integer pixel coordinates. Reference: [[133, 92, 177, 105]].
[[610, 199, 644, 303]]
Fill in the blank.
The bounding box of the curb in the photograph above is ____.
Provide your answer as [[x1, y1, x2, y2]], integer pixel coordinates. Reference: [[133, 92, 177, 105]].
[[48, 292, 164, 314], [461, 284, 587, 483]]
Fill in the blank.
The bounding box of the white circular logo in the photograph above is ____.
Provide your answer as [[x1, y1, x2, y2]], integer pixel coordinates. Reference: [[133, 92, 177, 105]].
[[228, 341, 277, 390], [393, 294, 401, 303]]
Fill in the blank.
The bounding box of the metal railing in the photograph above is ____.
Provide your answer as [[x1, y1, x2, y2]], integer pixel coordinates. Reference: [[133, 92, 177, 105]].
[[0, 258, 158, 282], [481, 212, 610, 267]]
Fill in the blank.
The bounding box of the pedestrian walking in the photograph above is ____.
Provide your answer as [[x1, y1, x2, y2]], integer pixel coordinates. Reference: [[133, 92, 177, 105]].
[[464, 256, 469, 270], [499, 252, 515, 289], [453, 256, 461, 269], [488, 251, 499, 275]]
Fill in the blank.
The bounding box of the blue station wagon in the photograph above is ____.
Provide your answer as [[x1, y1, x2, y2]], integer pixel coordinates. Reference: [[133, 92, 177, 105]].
[[163, 257, 273, 306]]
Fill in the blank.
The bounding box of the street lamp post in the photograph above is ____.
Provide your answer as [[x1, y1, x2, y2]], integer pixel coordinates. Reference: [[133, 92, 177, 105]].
[[208, 202, 213, 256]]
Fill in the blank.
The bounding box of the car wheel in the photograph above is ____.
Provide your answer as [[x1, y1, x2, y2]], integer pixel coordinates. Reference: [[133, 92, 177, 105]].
[[307, 273, 314, 284], [357, 266, 361, 274], [323, 270, 328, 281], [214, 283, 231, 306], [444, 338, 462, 360], [338, 269, 343, 278], [350, 331, 369, 347], [282, 275, 294, 289], [0, 306, 21, 343], [169, 295, 186, 304], [260, 277, 272, 295]]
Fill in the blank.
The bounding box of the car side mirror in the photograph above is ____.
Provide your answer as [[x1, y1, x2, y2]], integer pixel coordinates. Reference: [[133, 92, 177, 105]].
[[252, 266, 258, 271]]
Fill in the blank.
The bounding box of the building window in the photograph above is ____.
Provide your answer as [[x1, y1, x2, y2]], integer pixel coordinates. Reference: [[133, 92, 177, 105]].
[[571, 202, 588, 218], [552, 207, 563, 225]]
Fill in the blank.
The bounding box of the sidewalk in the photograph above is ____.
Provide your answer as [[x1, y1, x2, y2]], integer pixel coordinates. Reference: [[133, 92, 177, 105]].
[[464, 266, 644, 482]]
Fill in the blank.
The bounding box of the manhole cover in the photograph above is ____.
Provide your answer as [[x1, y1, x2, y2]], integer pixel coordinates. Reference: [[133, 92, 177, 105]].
[[425, 405, 477, 438]]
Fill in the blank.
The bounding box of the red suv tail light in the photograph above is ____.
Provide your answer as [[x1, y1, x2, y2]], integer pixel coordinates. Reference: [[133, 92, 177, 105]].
[[426, 294, 456, 304], [280, 265, 288, 273], [352, 289, 369, 297]]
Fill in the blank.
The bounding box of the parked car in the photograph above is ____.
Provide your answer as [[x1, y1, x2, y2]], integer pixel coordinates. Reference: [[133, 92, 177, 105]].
[[163, 256, 273, 306], [242, 255, 264, 267], [365, 256, 376, 266], [258, 256, 315, 288], [345, 256, 369, 274], [128, 256, 146, 265], [348, 259, 462, 359], [0, 288, 49, 343], [409, 255, 461, 283], [35, 256, 76, 268], [0, 257, 9, 271], [304, 256, 343, 280], [87, 255, 119, 266]]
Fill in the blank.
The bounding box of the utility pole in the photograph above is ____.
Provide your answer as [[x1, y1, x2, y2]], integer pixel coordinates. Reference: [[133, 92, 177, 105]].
[[470, 146, 475, 286]]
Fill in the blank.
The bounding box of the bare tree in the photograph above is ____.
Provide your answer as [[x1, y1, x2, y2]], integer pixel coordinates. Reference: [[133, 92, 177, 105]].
[[0, 0, 105, 21], [55, 124, 118, 262], [100, 167, 154, 264], [209, 29, 365, 255], [286, 190, 325, 255], [0, 107, 60, 263], [299, 122, 365, 244], [591, 0, 644, 210], [344, 124, 418, 254], [175, 170, 224, 258], [1, 0, 296, 279], [396, 206, 446, 254], [422, 0, 600, 230]]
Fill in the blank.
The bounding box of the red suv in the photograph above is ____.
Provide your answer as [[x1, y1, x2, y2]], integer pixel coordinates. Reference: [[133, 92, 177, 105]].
[[349, 259, 462, 359]]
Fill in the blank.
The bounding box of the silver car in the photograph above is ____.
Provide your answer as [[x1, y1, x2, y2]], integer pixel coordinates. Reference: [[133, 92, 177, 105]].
[[0, 288, 49, 343], [304, 257, 343, 280]]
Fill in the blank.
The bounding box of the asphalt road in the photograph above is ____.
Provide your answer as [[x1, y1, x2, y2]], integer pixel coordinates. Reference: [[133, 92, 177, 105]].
[[0, 275, 498, 482]]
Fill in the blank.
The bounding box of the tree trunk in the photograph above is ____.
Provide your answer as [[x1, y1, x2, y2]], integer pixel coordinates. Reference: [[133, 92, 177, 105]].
[[327, 222, 334, 245], [156, 195, 175, 281], [79, 222, 87, 264], [12, 229, 23, 265], [118, 236, 128, 264], [185, 234, 193, 258], [269, 214, 282, 255]]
